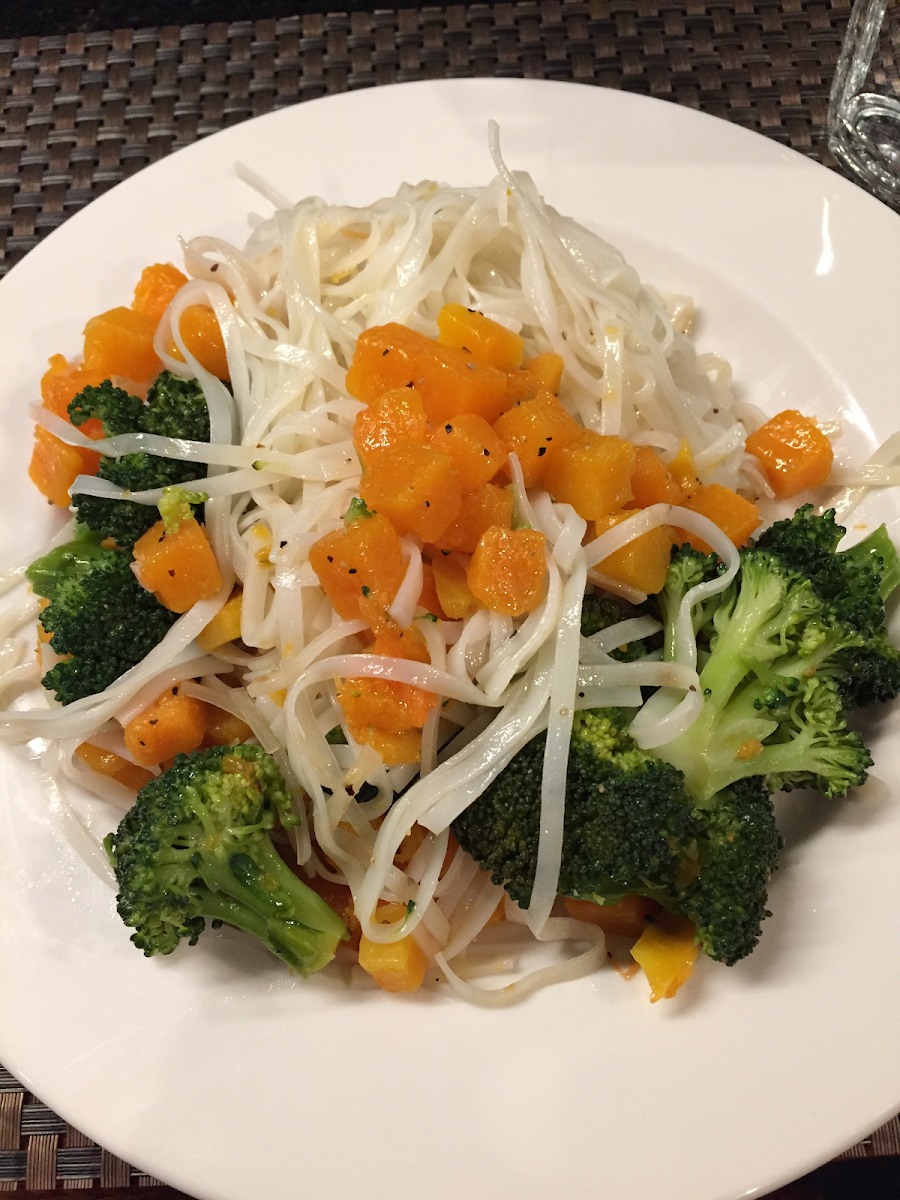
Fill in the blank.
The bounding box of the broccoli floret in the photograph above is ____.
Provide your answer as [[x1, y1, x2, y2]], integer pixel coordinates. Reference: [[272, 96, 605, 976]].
[[68, 372, 210, 546], [452, 709, 781, 965], [654, 510, 895, 800], [580, 593, 651, 661], [26, 529, 177, 704], [105, 744, 348, 977]]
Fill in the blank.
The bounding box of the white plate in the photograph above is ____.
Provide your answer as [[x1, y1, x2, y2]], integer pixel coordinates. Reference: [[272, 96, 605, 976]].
[[1, 78, 899, 1200]]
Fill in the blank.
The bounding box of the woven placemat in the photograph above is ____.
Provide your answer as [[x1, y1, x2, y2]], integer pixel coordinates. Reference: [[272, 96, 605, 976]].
[[0, 0, 855, 277], [0, 0, 896, 1194]]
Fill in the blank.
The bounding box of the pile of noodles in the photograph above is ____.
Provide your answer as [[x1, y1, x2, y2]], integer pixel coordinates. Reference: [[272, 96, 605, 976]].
[[0, 126, 884, 1003]]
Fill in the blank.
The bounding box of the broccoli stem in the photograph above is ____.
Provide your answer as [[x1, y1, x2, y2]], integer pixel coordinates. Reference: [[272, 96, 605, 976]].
[[196, 836, 348, 978]]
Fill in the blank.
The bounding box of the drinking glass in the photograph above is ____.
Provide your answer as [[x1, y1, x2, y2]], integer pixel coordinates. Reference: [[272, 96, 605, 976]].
[[828, 0, 900, 206]]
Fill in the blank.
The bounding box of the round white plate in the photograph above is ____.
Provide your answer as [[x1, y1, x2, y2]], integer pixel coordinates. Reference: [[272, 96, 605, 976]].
[[1, 78, 899, 1200]]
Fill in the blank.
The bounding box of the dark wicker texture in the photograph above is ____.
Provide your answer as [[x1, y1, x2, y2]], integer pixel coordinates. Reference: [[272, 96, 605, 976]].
[[0, 0, 853, 275]]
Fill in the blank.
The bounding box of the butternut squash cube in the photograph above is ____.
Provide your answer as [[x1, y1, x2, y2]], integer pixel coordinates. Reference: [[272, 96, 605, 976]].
[[629, 445, 684, 507], [309, 511, 406, 632], [169, 305, 230, 381], [493, 398, 582, 488], [358, 902, 428, 992], [467, 526, 547, 616], [436, 303, 524, 368], [133, 518, 224, 613], [346, 323, 509, 425], [592, 510, 674, 595], [359, 443, 462, 542], [745, 409, 834, 499], [431, 554, 482, 620], [75, 742, 155, 792], [543, 431, 636, 522], [28, 426, 101, 509], [196, 589, 243, 651], [41, 355, 106, 439], [667, 439, 701, 499], [434, 483, 515, 554], [83, 306, 160, 382], [353, 387, 428, 468], [631, 911, 699, 1002], [681, 483, 761, 551], [132, 263, 188, 320], [123, 686, 209, 767], [428, 412, 509, 493]]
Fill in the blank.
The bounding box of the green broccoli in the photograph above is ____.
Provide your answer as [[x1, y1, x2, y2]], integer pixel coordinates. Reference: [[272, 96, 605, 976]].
[[68, 372, 210, 546], [105, 744, 348, 977], [26, 528, 177, 705], [580, 593, 653, 661], [653, 508, 898, 801], [452, 709, 781, 965]]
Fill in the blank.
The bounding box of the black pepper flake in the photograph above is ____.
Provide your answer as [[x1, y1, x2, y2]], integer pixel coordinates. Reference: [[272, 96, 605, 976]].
[[280, 541, 287, 548], [445, 423, 453, 433], [482, 448, 490, 456], [172, 687, 178, 695], [713, 408, 719, 414], [348, 567, 357, 574], [441, 549, 451, 556], [424, 500, 430, 507], [462, 346, 470, 354], [139, 740, 146, 746], [467, 308, 476, 313], [537, 446, 546, 457], [406, 382, 414, 388], [149, 719, 158, 725], [382, 348, 390, 356], [327, 555, 334, 563], [210, 263, 219, 272], [361, 585, 371, 597], [561, 330, 568, 340], [168, 569, 175, 577]]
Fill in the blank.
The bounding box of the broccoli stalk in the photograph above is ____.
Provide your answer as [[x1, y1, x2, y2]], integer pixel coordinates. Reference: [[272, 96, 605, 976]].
[[68, 372, 210, 547], [26, 528, 178, 704], [106, 745, 348, 977]]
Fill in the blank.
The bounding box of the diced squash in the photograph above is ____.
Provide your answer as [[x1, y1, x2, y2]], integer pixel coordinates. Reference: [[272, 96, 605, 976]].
[[681, 484, 761, 551], [467, 526, 547, 616], [169, 305, 230, 381], [132, 518, 224, 613], [365, 728, 423, 766], [629, 445, 684, 508], [745, 409, 834, 499], [592, 510, 674, 595], [563, 895, 663, 939], [436, 303, 524, 369], [417, 563, 447, 620], [631, 910, 699, 1002], [123, 685, 209, 767], [203, 707, 253, 747], [667, 439, 700, 498], [502, 353, 565, 405], [40, 355, 106, 439], [83, 306, 160, 382], [428, 412, 509, 493], [493, 397, 582, 488], [132, 263, 188, 320], [338, 630, 437, 755], [196, 589, 243, 651], [543, 431, 636, 522], [346, 323, 509, 425], [74, 742, 155, 792], [434, 483, 515, 554], [309, 511, 406, 633], [358, 902, 428, 992], [28, 426, 101, 508], [353, 387, 428, 468], [431, 554, 482, 619], [359, 443, 462, 542]]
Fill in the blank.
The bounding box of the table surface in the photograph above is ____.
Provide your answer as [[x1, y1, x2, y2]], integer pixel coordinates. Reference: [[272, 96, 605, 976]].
[[1, 2, 899, 1197]]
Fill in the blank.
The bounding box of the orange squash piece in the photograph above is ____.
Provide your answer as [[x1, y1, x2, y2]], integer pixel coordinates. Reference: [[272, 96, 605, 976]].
[[493, 397, 582, 488], [628, 445, 684, 508], [681, 484, 761, 551], [195, 589, 243, 651], [667, 439, 701, 499], [359, 443, 462, 542], [745, 409, 834, 499], [123, 685, 209, 767], [433, 483, 515, 554], [203, 707, 254, 747], [436, 303, 524, 369], [338, 630, 437, 752], [365, 728, 423, 766], [346, 323, 509, 425], [543, 431, 636, 522], [503, 353, 565, 405], [467, 526, 547, 616], [309, 511, 406, 633], [132, 263, 188, 320], [592, 510, 674, 595], [75, 742, 155, 792], [353, 387, 428, 468], [169, 305, 230, 381], [631, 910, 699, 1002], [563, 895, 663, 939], [431, 554, 482, 619], [28, 426, 101, 508], [417, 563, 448, 620], [41, 355, 106, 439], [132, 518, 224, 612], [83, 307, 160, 382], [428, 412, 509, 493], [358, 902, 428, 992]]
